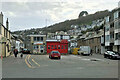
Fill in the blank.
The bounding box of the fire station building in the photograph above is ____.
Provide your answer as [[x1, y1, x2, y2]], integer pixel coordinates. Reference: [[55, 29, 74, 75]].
[[46, 39, 68, 54]]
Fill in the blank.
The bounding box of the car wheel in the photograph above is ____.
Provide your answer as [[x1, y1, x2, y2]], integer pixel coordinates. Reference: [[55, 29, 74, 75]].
[[109, 56, 112, 59], [58, 57, 61, 59], [81, 53, 83, 55], [104, 55, 106, 58], [50, 57, 52, 59], [49, 56, 51, 59]]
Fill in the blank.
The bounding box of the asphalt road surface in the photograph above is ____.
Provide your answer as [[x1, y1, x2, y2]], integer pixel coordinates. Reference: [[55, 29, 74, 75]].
[[2, 53, 119, 78]]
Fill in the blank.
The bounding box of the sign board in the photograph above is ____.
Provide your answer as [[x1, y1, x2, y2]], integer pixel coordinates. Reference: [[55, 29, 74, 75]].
[[34, 42, 43, 45]]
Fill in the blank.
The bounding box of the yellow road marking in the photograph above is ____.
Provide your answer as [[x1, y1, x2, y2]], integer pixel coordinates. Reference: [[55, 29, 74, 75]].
[[25, 55, 40, 68], [32, 58, 40, 67], [25, 55, 32, 68]]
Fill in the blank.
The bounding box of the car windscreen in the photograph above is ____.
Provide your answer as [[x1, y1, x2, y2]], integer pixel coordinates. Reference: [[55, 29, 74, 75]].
[[113, 51, 120, 55], [24, 49, 27, 50], [107, 51, 115, 55], [52, 51, 59, 54]]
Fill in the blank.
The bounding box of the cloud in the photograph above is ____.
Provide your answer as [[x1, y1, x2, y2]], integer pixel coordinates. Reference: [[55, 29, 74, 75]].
[[1, 0, 120, 31]]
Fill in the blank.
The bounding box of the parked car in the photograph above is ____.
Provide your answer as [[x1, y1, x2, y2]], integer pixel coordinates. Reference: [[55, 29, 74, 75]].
[[104, 51, 120, 59], [22, 48, 30, 54], [49, 50, 61, 59]]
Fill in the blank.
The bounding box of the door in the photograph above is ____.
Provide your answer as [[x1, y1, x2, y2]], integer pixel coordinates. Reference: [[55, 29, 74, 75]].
[[40, 45, 44, 53]]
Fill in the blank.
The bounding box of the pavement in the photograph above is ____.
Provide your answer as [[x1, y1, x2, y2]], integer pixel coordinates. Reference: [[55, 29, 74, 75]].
[[0, 59, 2, 80], [2, 53, 119, 78]]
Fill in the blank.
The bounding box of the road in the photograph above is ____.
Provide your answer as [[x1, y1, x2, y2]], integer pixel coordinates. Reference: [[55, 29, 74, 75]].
[[2, 53, 118, 78]]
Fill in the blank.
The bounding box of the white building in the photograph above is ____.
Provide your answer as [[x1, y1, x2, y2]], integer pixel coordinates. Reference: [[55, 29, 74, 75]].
[[54, 35, 70, 40], [15, 39, 24, 52], [104, 7, 120, 52], [113, 8, 120, 52]]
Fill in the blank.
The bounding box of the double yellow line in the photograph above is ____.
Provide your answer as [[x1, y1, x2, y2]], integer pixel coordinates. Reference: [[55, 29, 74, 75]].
[[25, 55, 40, 68]]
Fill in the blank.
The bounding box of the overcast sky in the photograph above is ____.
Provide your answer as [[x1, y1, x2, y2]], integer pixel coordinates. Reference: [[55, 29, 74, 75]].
[[0, 0, 120, 31]]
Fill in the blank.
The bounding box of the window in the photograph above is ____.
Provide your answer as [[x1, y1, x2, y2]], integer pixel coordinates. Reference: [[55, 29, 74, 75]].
[[48, 45, 50, 49], [65, 45, 67, 49], [118, 21, 120, 28], [110, 23, 114, 28], [37, 37, 40, 41], [115, 33, 118, 40], [105, 35, 110, 41], [55, 45, 57, 49], [4, 29, 5, 37], [34, 37, 37, 41], [105, 16, 110, 22], [40, 45, 43, 48], [114, 12, 118, 19], [33, 45, 39, 49], [58, 45, 60, 49], [41, 37, 43, 41], [119, 12, 120, 18], [115, 21, 118, 29], [60, 35, 63, 39], [115, 32, 120, 40], [62, 45, 64, 49], [0, 25, 1, 34], [110, 32, 114, 39], [105, 24, 110, 32], [51, 45, 54, 49]]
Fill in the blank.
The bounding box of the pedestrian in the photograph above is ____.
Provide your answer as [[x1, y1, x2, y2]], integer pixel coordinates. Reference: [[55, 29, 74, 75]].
[[13, 49, 18, 58], [90, 49, 93, 55], [20, 53, 23, 58]]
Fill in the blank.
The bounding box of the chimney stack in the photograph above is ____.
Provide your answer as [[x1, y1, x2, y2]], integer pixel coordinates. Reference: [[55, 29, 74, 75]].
[[0, 12, 3, 24], [6, 18, 9, 30]]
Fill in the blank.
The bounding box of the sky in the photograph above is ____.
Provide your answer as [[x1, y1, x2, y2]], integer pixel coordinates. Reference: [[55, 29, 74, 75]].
[[0, 0, 120, 31]]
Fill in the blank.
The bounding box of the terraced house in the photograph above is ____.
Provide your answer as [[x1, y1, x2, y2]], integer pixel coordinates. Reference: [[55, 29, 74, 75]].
[[105, 7, 120, 52], [0, 12, 12, 57]]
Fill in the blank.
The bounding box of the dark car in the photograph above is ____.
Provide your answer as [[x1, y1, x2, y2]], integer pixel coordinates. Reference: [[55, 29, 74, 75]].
[[49, 50, 61, 59], [104, 51, 120, 59], [22, 48, 30, 54]]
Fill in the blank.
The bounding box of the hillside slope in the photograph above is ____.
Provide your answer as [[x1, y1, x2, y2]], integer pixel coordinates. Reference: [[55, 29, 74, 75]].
[[13, 10, 109, 35]]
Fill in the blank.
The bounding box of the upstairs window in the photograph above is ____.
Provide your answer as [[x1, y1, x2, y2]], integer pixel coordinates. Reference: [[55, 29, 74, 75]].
[[41, 37, 43, 41], [0, 25, 1, 34], [34, 37, 37, 41], [58, 45, 60, 49], [48, 45, 50, 49], [37, 37, 40, 41], [65, 45, 68, 49], [61, 45, 64, 49], [55, 45, 57, 49], [51, 45, 54, 49]]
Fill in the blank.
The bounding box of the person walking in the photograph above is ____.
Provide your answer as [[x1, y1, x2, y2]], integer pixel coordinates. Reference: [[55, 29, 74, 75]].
[[13, 49, 18, 58], [90, 49, 93, 55]]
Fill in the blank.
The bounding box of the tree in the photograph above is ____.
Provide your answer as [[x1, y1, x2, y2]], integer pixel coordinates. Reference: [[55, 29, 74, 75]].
[[78, 11, 88, 18]]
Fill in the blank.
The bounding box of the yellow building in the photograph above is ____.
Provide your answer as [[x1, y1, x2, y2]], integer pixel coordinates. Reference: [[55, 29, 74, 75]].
[[26, 35, 46, 54], [0, 12, 12, 57]]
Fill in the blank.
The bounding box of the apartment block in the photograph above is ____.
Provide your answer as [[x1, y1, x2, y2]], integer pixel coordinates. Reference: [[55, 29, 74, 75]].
[[105, 8, 120, 52]]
